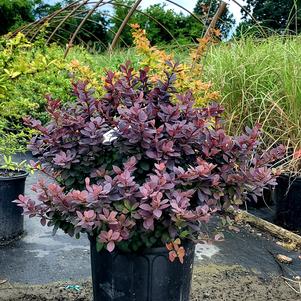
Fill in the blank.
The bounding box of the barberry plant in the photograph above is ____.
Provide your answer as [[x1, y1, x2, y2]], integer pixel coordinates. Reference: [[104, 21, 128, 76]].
[[16, 61, 285, 262]]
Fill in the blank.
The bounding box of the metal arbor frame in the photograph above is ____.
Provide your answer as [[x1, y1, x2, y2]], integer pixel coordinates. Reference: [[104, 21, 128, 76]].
[[11, 0, 256, 57]]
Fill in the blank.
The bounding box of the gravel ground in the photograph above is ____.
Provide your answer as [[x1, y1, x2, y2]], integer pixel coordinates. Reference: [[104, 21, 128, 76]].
[[0, 263, 299, 301]]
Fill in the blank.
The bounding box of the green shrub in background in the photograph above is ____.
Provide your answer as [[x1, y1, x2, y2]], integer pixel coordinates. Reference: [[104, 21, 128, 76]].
[[0, 32, 139, 154], [0, 33, 87, 153], [0, 34, 138, 117]]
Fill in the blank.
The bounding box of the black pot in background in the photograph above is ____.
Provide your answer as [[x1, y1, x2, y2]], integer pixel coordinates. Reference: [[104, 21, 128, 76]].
[[89, 237, 195, 301], [0, 170, 28, 241], [272, 174, 301, 231], [247, 188, 273, 209]]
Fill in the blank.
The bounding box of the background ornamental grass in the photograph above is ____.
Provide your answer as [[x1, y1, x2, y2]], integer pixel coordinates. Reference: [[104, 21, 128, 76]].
[[203, 35, 301, 151]]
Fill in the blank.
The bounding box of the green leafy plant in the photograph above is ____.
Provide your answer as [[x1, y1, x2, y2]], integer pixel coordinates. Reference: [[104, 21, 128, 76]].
[[0, 154, 33, 177], [0, 129, 34, 177], [0, 33, 92, 144], [1, 155, 26, 172]]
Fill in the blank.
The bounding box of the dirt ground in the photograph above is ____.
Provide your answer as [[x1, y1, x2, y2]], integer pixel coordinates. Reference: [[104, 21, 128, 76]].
[[0, 263, 299, 301]]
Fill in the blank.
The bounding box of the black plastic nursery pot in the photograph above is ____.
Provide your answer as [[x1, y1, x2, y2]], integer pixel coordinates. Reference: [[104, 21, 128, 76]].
[[0, 170, 28, 241], [89, 237, 195, 301], [272, 174, 301, 231]]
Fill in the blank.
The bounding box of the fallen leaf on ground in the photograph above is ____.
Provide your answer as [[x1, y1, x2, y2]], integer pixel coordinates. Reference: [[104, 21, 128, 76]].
[[228, 225, 240, 233], [276, 254, 293, 264]]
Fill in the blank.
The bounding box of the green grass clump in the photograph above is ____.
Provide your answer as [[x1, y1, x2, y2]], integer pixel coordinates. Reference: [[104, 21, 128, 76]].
[[202, 35, 301, 149]]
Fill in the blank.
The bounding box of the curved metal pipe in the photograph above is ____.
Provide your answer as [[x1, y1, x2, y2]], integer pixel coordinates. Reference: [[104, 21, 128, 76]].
[[109, 1, 184, 48], [45, 7, 129, 48], [46, 0, 90, 44], [110, 0, 142, 50], [29, 1, 83, 41], [64, 0, 105, 58], [46, 18, 107, 49], [230, 0, 267, 37]]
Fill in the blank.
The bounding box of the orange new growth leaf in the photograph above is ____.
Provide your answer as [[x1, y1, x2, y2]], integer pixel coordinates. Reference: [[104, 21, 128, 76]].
[[165, 242, 173, 251], [130, 23, 221, 108], [293, 149, 301, 159], [168, 250, 177, 262], [173, 238, 181, 246], [166, 239, 185, 264], [177, 247, 185, 264]]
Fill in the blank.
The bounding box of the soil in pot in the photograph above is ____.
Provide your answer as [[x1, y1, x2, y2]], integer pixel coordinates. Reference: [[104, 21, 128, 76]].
[[89, 237, 195, 301], [0, 169, 28, 242], [272, 174, 301, 232]]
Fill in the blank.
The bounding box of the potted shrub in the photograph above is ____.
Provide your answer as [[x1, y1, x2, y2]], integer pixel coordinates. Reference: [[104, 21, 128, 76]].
[[0, 91, 34, 242], [0, 154, 30, 242], [272, 151, 301, 231], [15, 62, 284, 301]]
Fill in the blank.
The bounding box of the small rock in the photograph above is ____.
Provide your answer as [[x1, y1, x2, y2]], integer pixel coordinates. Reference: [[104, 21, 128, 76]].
[[276, 254, 293, 264], [0, 279, 7, 285], [65, 284, 82, 292], [203, 292, 210, 298]]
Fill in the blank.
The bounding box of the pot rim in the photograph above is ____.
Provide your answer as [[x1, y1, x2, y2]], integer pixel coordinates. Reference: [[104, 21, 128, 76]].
[[0, 169, 29, 181], [88, 235, 195, 255]]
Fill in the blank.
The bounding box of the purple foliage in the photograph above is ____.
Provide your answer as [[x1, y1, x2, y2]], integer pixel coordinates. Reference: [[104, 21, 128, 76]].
[[16, 61, 285, 255]]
